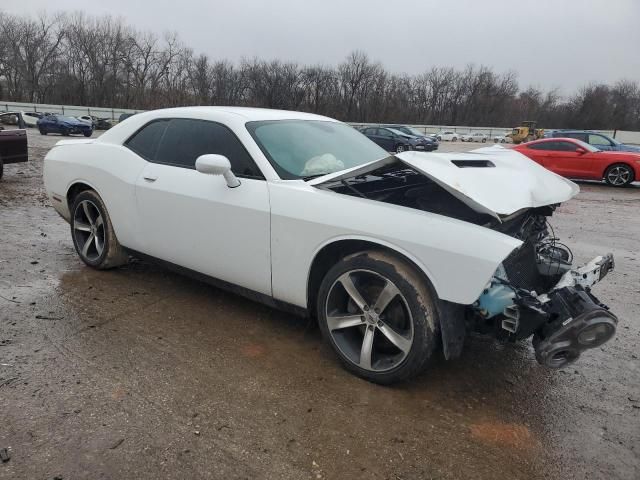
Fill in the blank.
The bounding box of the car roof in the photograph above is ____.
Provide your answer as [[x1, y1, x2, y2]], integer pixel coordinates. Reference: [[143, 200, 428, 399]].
[[138, 106, 336, 123]]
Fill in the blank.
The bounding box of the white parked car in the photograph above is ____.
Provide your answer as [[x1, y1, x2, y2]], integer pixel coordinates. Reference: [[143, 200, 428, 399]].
[[461, 132, 488, 143], [494, 131, 513, 143], [436, 130, 459, 142], [22, 111, 43, 127], [43, 107, 618, 383]]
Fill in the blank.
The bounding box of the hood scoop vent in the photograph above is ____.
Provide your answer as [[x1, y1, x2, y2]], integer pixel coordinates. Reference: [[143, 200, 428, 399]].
[[451, 160, 495, 168]]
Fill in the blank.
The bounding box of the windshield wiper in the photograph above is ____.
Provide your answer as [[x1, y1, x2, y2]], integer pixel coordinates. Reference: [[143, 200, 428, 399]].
[[302, 173, 331, 181]]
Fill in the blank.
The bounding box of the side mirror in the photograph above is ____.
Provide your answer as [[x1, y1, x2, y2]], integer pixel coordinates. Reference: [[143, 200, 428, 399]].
[[195, 154, 241, 188], [575, 147, 587, 154]]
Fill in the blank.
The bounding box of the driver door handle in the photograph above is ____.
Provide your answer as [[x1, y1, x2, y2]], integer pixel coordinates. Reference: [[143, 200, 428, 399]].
[[143, 174, 158, 182]]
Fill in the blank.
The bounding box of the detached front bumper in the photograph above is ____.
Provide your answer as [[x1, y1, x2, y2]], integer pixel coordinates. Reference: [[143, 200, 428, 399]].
[[476, 254, 618, 369]]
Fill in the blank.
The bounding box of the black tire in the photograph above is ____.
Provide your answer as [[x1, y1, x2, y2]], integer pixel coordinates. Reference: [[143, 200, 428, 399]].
[[62, 127, 70, 136], [0, 157, 3, 181], [70, 190, 129, 269], [83, 130, 92, 137], [604, 163, 634, 187], [317, 250, 439, 384], [452, 137, 457, 142], [395, 144, 406, 154], [436, 136, 442, 141], [39, 127, 47, 135], [481, 138, 487, 143]]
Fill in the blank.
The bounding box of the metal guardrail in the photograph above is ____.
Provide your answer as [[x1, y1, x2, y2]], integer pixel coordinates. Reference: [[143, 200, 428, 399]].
[[0, 100, 140, 121]]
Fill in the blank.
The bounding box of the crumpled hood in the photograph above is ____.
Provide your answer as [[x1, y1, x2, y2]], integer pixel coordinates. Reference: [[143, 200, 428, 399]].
[[309, 145, 579, 219]]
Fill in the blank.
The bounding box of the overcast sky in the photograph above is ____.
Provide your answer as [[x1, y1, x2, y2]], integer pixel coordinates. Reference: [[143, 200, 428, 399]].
[[4, 0, 639, 94]]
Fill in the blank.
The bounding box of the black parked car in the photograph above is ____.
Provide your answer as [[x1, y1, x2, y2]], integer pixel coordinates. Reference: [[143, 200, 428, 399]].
[[382, 125, 438, 143], [360, 127, 436, 153], [550, 130, 640, 152]]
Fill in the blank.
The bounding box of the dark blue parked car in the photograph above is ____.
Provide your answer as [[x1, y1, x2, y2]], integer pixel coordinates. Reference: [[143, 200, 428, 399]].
[[550, 130, 640, 152], [37, 115, 93, 137]]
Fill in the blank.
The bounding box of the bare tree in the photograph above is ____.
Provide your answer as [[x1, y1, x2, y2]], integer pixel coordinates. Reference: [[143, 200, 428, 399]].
[[1, 10, 639, 130]]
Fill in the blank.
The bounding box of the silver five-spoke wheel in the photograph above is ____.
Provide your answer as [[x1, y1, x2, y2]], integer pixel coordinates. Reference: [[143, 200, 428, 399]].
[[73, 199, 105, 261], [605, 164, 633, 186], [325, 269, 414, 373]]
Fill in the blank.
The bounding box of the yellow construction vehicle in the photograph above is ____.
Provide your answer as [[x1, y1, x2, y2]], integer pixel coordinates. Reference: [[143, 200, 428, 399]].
[[511, 121, 544, 144]]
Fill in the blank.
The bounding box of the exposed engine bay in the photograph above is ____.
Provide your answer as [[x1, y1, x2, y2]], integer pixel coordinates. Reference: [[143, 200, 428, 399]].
[[319, 159, 618, 369]]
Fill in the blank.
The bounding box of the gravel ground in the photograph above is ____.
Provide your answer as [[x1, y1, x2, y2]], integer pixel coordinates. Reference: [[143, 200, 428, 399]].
[[0, 129, 639, 480]]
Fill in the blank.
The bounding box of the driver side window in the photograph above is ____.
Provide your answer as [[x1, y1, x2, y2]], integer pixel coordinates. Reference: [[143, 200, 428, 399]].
[[129, 118, 264, 179]]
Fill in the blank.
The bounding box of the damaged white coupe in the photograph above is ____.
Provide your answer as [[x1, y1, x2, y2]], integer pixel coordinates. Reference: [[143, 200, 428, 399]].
[[43, 107, 617, 384]]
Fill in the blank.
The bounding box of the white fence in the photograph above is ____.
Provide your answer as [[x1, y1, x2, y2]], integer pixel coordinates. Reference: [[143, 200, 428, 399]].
[[2, 99, 640, 144]]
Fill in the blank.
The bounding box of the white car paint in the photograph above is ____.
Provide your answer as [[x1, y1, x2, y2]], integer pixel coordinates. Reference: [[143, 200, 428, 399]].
[[43, 107, 575, 311], [493, 131, 513, 143], [461, 132, 487, 143], [22, 112, 41, 127], [436, 131, 459, 142]]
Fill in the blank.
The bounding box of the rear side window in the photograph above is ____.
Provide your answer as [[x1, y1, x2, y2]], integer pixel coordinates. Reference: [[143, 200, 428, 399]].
[[125, 120, 169, 160], [154, 119, 263, 179], [532, 141, 576, 152], [563, 132, 587, 142], [527, 143, 550, 150]]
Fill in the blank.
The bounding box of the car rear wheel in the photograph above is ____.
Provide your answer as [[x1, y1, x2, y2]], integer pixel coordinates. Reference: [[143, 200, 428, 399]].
[[604, 163, 634, 186], [83, 131, 92, 137], [395, 144, 406, 153], [482, 138, 487, 143], [70, 190, 129, 269], [317, 250, 439, 384], [39, 127, 46, 135], [61, 128, 70, 136], [452, 137, 457, 142]]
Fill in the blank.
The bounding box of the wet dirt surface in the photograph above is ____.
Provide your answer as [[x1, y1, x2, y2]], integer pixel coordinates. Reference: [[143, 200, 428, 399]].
[[1, 130, 639, 479]]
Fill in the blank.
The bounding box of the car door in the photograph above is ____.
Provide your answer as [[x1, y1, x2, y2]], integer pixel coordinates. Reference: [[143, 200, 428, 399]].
[[540, 141, 594, 178], [134, 118, 272, 296], [48, 115, 61, 134], [0, 129, 28, 164], [377, 128, 395, 151]]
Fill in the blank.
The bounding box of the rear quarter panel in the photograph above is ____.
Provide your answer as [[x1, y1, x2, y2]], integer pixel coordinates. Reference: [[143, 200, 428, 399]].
[[43, 142, 148, 248]]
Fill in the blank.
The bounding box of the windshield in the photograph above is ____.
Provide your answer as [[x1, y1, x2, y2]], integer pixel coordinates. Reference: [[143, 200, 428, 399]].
[[405, 127, 425, 136], [247, 120, 389, 179]]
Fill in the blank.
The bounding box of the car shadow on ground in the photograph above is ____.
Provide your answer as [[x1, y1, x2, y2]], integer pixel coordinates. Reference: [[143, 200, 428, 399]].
[[55, 258, 553, 415]]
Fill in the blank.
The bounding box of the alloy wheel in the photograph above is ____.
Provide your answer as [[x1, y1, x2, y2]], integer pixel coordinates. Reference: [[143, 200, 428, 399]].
[[73, 200, 105, 261], [396, 145, 405, 153], [606, 166, 631, 186], [325, 269, 414, 372]]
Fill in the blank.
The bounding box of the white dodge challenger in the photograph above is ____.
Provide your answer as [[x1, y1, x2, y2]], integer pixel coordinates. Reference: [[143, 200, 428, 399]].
[[43, 107, 618, 384]]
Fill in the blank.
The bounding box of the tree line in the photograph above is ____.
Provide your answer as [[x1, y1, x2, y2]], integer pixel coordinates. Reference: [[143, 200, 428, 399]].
[[1, 11, 639, 130]]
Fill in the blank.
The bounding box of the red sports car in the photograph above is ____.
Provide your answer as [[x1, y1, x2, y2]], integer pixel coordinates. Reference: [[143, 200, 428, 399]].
[[513, 137, 640, 187]]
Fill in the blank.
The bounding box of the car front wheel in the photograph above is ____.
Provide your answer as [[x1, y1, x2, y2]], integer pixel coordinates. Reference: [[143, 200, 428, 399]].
[[70, 190, 129, 269], [395, 144, 406, 154], [604, 163, 634, 186], [317, 250, 439, 384]]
